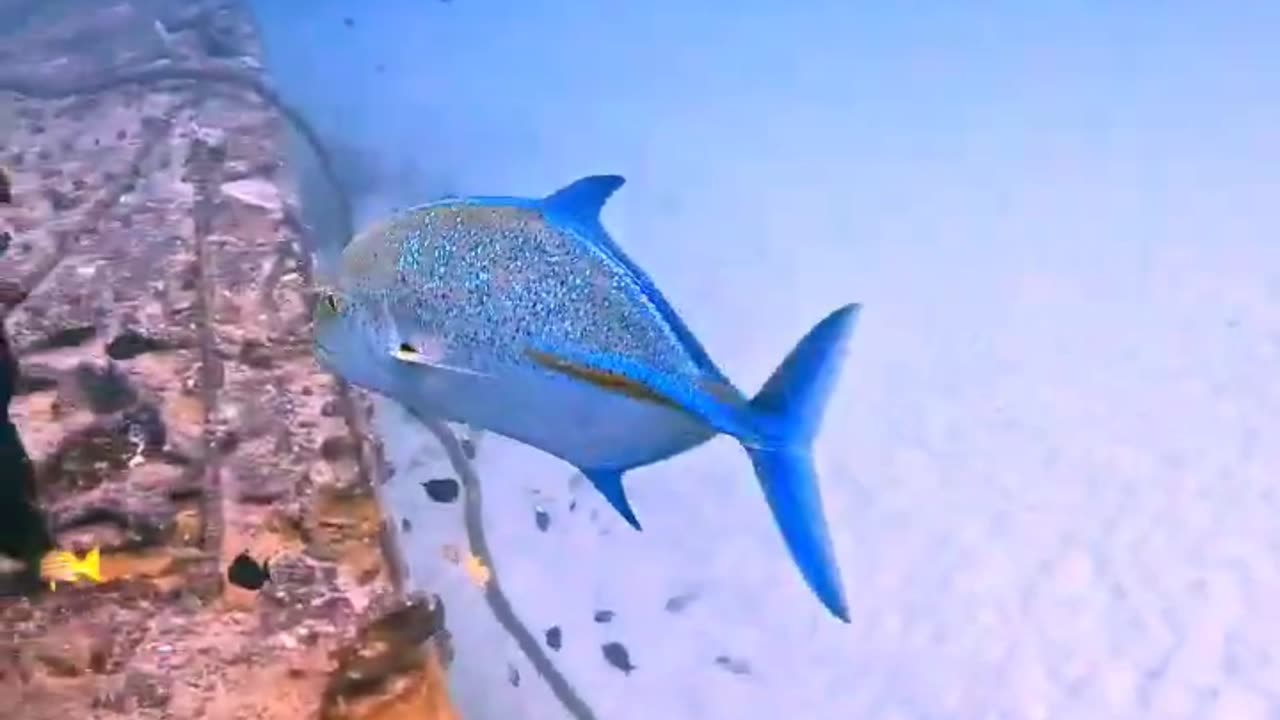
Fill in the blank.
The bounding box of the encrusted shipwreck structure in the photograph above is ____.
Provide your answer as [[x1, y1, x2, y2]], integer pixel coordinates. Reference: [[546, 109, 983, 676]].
[[0, 1, 456, 718]]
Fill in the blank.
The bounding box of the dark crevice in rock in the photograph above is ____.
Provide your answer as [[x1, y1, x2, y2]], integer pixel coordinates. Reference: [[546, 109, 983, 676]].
[[53, 502, 174, 552], [14, 369, 57, 395], [40, 402, 168, 499], [0, 319, 54, 596], [25, 324, 97, 353], [105, 329, 174, 360]]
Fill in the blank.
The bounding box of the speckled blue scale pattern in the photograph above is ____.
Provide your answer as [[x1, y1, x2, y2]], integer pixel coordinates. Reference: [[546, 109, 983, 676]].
[[351, 200, 709, 384]]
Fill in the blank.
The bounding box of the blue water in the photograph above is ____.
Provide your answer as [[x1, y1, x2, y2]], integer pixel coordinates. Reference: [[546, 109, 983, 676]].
[[248, 2, 1280, 718]]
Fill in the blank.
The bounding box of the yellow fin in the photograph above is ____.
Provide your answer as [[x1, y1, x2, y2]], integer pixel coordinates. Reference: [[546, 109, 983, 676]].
[[524, 349, 680, 409], [76, 546, 102, 582]]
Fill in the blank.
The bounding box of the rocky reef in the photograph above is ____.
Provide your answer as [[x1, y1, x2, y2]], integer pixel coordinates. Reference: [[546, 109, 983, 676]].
[[0, 1, 455, 718]]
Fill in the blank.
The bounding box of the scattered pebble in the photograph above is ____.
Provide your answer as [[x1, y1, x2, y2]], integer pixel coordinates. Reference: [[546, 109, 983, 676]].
[[544, 626, 562, 651], [534, 506, 550, 532], [422, 477, 460, 503], [714, 655, 753, 676], [664, 591, 698, 614], [592, 610, 615, 623], [441, 544, 460, 563], [601, 642, 635, 675]]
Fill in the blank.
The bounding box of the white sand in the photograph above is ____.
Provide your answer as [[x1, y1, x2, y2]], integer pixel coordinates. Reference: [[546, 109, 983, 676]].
[[372, 237, 1280, 720]]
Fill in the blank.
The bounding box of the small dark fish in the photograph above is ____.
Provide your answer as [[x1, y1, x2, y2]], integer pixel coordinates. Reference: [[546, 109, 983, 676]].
[[507, 663, 520, 687], [342, 17, 354, 27], [714, 655, 753, 676], [601, 642, 635, 674], [460, 436, 476, 459], [664, 591, 698, 614], [534, 507, 550, 532], [0, 166, 10, 204], [544, 625, 562, 651], [568, 499, 577, 512], [593, 609, 615, 623], [0, 231, 10, 258], [226, 550, 271, 591], [422, 477, 460, 503], [400, 517, 412, 533]]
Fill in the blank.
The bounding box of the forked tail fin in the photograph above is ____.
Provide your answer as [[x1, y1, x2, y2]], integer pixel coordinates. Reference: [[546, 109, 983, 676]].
[[745, 304, 860, 622], [78, 546, 102, 582]]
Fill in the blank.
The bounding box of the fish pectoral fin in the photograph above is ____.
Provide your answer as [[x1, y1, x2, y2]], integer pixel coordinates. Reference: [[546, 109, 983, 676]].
[[391, 343, 489, 377], [524, 347, 684, 411]]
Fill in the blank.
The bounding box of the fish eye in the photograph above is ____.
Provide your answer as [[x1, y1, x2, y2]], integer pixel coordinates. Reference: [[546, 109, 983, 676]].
[[398, 342, 416, 354], [321, 292, 341, 314]]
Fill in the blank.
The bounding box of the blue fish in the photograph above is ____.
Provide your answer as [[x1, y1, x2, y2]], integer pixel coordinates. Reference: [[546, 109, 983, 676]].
[[313, 175, 859, 621]]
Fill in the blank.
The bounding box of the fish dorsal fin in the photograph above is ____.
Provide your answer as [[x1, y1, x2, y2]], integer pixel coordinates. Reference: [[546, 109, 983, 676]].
[[540, 176, 727, 383], [542, 175, 626, 226]]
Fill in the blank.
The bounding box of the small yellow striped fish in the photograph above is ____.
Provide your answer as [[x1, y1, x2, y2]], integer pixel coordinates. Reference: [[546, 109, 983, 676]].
[[39, 547, 102, 590]]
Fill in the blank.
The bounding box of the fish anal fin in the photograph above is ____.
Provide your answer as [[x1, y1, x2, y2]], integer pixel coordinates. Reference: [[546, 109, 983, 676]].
[[582, 468, 642, 530]]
